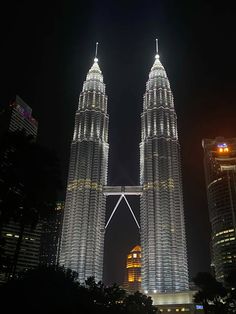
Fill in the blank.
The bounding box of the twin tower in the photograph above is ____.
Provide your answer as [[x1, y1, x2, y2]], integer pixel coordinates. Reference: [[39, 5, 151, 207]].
[[59, 43, 189, 293]]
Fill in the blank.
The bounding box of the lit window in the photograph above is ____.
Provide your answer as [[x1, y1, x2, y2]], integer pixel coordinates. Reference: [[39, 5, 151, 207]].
[[133, 253, 137, 258], [6, 233, 13, 237]]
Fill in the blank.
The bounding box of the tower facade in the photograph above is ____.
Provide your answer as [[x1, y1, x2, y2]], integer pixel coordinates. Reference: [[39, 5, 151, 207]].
[[59, 57, 109, 282], [202, 137, 236, 282], [140, 52, 189, 292]]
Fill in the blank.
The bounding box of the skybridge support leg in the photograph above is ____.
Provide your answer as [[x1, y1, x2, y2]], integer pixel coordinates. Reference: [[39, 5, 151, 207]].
[[105, 194, 123, 229]]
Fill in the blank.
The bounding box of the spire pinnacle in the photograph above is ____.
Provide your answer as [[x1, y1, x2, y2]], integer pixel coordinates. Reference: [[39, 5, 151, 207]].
[[155, 38, 159, 59], [94, 42, 99, 63]]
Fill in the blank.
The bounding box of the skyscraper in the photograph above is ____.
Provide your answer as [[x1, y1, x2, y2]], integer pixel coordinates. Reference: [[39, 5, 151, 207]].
[[124, 245, 141, 293], [202, 137, 236, 282], [140, 44, 189, 292], [59, 53, 109, 282]]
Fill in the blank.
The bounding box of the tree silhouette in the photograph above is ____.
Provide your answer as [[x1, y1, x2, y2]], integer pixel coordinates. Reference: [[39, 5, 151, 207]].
[[193, 272, 227, 314], [0, 266, 158, 314], [123, 291, 156, 314], [0, 131, 61, 277], [224, 270, 236, 313]]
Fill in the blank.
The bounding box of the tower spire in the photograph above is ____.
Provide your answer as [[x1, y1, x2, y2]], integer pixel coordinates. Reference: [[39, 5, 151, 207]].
[[155, 38, 159, 59], [94, 42, 99, 63]]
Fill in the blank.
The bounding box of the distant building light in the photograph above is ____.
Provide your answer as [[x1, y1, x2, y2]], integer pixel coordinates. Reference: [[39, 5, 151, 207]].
[[144, 290, 148, 294], [217, 143, 227, 148], [6, 233, 13, 237], [196, 305, 203, 310], [217, 143, 229, 153]]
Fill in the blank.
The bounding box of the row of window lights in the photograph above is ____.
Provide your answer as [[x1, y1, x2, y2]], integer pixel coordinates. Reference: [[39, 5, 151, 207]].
[[159, 308, 190, 312], [128, 253, 141, 259], [214, 237, 235, 246], [6, 233, 35, 241], [214, 228, 234, 237]]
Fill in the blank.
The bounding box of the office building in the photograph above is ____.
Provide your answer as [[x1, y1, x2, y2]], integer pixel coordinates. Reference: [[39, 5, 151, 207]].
[[40, 202, 64, 266], [0, 95, 38, 137], [202, 137, 236, 282]]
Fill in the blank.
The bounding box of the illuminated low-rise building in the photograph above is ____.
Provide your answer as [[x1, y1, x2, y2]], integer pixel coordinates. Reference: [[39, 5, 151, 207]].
[[202, 137, 236, 282], [124, 245, 141, 292]]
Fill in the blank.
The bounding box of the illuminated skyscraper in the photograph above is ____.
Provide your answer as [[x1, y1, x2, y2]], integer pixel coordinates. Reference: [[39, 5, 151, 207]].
[[140, 42, 189, 292], [202, 137, 236, 282], [59, 50, 109, 282], [124, 245, 141, 293]]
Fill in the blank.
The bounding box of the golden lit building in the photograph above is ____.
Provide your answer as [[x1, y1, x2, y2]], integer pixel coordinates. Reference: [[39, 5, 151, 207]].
[[124, 245, 141, 293]]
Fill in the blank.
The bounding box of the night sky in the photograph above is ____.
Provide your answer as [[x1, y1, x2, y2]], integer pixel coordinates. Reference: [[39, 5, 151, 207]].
[[1, 0, 236, 286]]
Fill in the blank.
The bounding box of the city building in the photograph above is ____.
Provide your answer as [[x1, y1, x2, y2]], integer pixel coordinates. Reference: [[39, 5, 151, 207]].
[[0, 222, 43, 281], [202, 137, 236, 282], [59, 53, 109, 282], [124, 245, 141, 293], [0, 95, 38, 137], [0, 96, 41, 283], [40, 201, 64, 266], [140, 42, 189, 292]]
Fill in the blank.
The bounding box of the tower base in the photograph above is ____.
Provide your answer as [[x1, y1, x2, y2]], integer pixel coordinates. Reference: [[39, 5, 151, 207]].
[[147, 290, 204, 313]]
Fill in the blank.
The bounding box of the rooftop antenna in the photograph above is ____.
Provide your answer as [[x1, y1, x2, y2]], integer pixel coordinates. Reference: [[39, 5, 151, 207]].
[[94, 42, 98, 62], [155, 38, 159, 59]]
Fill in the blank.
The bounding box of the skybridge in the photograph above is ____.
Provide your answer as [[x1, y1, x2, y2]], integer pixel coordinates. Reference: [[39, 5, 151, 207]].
[[103, 186, 143, 230]]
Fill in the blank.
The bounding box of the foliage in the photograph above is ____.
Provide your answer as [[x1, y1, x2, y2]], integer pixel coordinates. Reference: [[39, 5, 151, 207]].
[[0, 131, 61, 226], [0, 265, 157, 314], [193, 272, 236, 314], [0, 131, 62, 277], [123, 291, 156, 314], [224, 271, 236, 313]]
